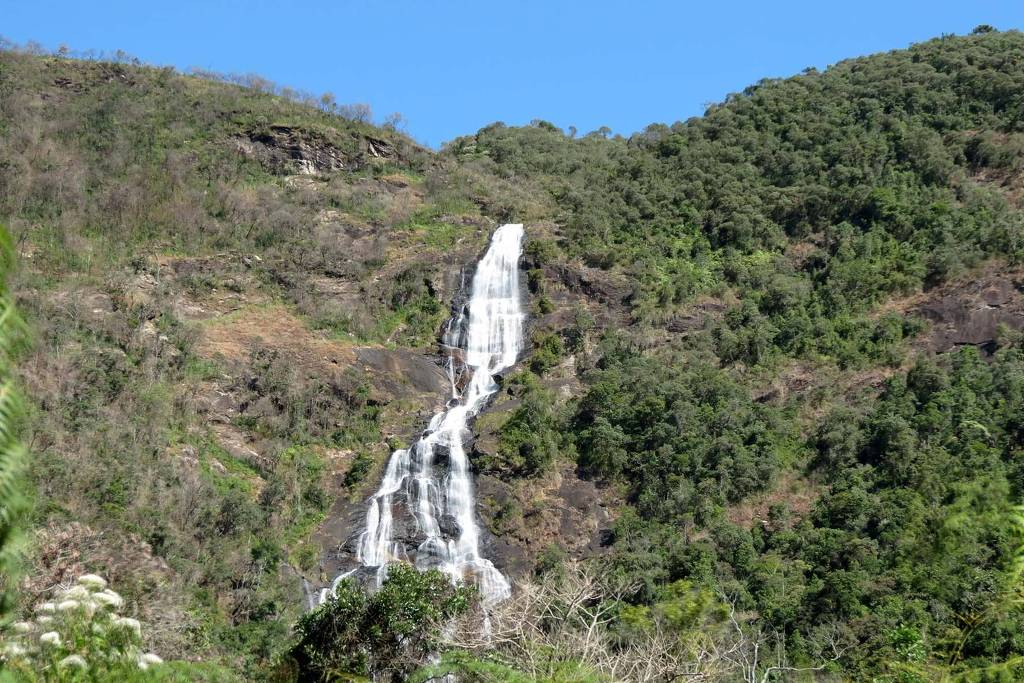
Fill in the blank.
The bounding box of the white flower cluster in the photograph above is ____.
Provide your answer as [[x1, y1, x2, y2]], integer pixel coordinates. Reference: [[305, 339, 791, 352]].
[[0, 573, 163, 674]]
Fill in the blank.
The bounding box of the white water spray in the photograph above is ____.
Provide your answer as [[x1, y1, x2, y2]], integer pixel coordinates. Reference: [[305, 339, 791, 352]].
[[318, 223, 524, 607]]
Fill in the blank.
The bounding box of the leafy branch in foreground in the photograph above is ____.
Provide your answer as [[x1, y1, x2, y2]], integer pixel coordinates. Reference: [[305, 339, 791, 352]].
[[0, 223, 27, 622], [883, 505, 1024, 683]]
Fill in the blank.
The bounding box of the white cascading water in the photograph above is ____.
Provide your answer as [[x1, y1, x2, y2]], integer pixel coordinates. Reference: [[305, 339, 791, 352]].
[[317, 223, 524, 608]]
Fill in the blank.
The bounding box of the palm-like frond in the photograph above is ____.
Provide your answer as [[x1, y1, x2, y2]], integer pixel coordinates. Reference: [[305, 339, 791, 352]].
[[0, 223, 27, 622]]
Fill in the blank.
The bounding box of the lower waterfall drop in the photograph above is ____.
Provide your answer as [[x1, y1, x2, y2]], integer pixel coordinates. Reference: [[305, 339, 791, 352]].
[[319, 223, 525, 608]]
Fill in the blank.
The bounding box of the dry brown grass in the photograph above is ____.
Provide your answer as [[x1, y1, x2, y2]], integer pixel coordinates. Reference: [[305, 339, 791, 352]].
[[725, 470, 822, 530], [197, 304, 356, 372]]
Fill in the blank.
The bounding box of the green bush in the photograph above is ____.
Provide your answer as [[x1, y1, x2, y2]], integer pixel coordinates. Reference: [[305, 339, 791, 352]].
[[342, 451, 375, 489], [491, 385, 561, 477], [0, 574, 230, 681], [287, 564, 474, 682], [529, 331, 565, 375]]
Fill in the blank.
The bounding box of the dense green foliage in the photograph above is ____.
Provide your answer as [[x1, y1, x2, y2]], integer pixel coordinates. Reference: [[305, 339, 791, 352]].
[[451, 29, 1024, 680], [578, 346, 1024, 677], [452, 30, 1023, 369], [573, 342, 791, 506], [287, 565, 473, 682], [477, 371, 563, 477]]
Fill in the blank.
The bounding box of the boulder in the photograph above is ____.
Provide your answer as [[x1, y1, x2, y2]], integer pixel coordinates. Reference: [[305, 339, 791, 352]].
[[438, 514, 461, 540], [915, 275, 1024, 353]]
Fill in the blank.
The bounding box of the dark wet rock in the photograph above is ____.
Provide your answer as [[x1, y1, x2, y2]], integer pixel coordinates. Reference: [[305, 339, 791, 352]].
[[355, 347, 450, 395], [348, 565, 384, 586], [443, 345, 467, 368], [340, 531, 363, 555], [914, 274, 1024, 353], [388, 489, 412, 512], [452, 366, 473, 394], [438, 514, 461, 540], [389, 514, 426, 548], [414, 553, 445, 572], [432, 443, 452, 471]]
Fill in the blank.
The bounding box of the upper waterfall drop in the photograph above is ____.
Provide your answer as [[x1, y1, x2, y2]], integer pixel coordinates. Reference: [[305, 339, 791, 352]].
[[320, 223, 525, 606]]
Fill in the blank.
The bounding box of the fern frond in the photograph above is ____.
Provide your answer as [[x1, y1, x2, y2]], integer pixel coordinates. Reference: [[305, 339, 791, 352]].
[[0, 223, 27, 623]]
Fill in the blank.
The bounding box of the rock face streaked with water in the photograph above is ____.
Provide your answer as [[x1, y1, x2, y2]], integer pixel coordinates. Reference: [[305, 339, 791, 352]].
[[319, 223, 525, 606]]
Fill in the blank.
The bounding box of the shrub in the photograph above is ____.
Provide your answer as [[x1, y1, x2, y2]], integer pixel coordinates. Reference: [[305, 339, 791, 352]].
[[1, 574, 177, 680], [493, 386, 561, 477], [287, 564, 474, 681], [529, 331, 564, 375]]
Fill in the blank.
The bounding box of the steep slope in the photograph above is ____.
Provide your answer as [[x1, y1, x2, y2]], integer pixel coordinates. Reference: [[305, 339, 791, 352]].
[[0, 49, 542, 674], [318, 224, 524, 608], [446, 28, 1024, 679], [4, 27, 1024, 681]]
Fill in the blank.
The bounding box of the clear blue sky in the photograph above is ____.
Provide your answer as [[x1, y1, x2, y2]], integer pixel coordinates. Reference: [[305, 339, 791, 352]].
[[4, 1, 1023, 147]]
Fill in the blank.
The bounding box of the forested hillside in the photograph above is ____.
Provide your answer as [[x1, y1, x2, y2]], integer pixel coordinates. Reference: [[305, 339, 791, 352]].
[[449, 27, 1024, 680], [2, 26, 1024, 682]]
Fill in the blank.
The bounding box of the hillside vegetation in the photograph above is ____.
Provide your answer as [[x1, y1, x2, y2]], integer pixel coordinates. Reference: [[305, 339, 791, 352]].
[[1, 27, 1024, 682], [0, 46, 540, 677], [452, 27, 1024, 681]]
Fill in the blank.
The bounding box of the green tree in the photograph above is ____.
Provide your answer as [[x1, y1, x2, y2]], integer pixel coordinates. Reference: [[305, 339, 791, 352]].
[[287, 565, 474, 682]]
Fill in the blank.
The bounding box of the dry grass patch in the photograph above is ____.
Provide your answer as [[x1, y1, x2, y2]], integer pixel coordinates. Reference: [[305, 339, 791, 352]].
[[196, 304, 357, 373]]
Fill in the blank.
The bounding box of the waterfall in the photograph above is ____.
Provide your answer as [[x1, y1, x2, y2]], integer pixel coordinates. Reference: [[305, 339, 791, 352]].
[[318, 223, 524, 607]]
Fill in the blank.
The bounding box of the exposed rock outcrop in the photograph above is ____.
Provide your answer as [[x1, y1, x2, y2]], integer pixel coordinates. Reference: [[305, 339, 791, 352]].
[[233, 125, 353, 175], [477, 466, 612, 577], [233, 126, 405, 176], [912, 269, 1024, 353]]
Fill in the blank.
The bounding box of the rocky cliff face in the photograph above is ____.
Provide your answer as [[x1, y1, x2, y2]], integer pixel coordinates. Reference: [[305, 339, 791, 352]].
[[912, 266, 1024, 353], [233, 124, 405, 176]]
